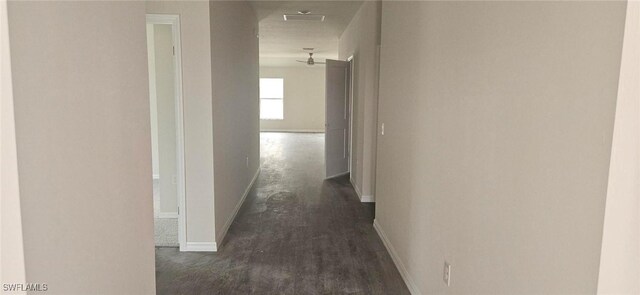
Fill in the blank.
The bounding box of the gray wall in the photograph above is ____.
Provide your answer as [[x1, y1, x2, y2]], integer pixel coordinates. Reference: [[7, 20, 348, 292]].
[[375, 2, 625, 294], [7, 1, 156, 293], [338, 1, 381, 201], [260, 66, 325, 132], [210, 1, 261, 245]]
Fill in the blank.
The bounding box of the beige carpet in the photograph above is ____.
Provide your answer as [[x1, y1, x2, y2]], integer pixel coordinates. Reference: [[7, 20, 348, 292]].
[[154, 218, 178, 247], [153, 179, 179, 247]]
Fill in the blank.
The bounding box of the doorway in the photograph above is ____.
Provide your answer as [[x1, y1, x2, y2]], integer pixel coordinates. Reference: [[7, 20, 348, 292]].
[[146, 14, 186, 250], [347, 56, 354, 175]]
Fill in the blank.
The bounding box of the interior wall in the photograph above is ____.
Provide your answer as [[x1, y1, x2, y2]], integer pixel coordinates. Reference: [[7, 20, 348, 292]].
[[7, 1, 156, 293], [597, 1, 640, 293], [375, 2, 625, 294], [147, 24, 160, 178], [1, 0, 26, 286], [210, 0, 260, 245], [152, 24, 179, 214], [260, 66, 325, 132], [146, 0, 216, 246], [338, 0, 381, 201]]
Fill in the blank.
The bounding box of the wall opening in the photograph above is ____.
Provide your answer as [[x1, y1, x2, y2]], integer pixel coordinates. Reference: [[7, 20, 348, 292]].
[[146, 14, 186, 250]]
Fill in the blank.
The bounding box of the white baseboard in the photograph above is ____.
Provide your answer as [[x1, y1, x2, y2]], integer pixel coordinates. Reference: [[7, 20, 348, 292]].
[[360, 195, 375, 202], [373, 219, 421, 295], [216, 166, 261, 245], [260, 129, 324, 133], [349, 177, 375, 203], [183, 242, 217, 252], [157, 212, 178, 219]]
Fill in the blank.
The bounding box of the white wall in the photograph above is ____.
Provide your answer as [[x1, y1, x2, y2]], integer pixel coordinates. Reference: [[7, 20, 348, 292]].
[[7, 1, 156, 293], [147, 24, 160, 178], [597, 1, 640, 293], [260, 67, 325, 132], [338, 1, 381, 201], [210, 0, 260, 246], [146, 0, 216, 246], [375, 2, 625, 294]]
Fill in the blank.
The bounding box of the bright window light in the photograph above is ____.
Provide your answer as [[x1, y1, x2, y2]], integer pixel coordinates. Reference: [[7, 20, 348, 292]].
[[260, 78, 284, 120]]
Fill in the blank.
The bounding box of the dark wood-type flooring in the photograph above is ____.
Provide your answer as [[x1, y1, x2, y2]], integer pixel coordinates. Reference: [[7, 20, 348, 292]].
[[155, 132, 410, 294]]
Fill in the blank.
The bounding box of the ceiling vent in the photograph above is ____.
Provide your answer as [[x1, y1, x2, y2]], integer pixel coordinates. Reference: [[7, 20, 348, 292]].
[[283, 14, 325, 21]]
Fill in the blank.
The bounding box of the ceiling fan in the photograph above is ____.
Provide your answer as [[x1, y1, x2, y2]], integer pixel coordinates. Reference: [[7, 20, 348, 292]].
[[297, 52, 326, 66]]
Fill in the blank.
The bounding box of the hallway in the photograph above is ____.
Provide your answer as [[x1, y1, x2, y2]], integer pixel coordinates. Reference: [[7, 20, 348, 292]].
[[155, 132, 409, 294]]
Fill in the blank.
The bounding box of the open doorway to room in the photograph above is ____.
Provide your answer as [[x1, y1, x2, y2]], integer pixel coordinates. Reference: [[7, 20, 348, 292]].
[[258, 46, 331, 179], [146, 14, 186, 249], [258, 54, 353, 180], [254, 0, 358, 180], [258, 54, 327, 134]]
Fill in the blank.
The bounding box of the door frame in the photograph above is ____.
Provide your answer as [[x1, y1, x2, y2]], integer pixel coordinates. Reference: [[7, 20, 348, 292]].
[[346, 55, 355, 174], [146, 14, 187, 251]]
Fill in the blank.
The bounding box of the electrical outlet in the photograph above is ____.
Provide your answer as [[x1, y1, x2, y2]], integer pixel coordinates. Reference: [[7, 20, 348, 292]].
[[443, 261, 451, 286]]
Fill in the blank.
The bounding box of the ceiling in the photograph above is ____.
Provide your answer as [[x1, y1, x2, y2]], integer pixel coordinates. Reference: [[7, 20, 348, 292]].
[[250, 1, 363, 67]]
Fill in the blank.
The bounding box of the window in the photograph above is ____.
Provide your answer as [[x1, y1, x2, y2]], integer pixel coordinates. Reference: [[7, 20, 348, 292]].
[[260, 78, 284, 120]]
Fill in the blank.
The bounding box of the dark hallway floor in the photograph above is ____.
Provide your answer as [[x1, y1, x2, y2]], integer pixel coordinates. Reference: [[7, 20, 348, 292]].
[[155, 132, 410, 294]]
